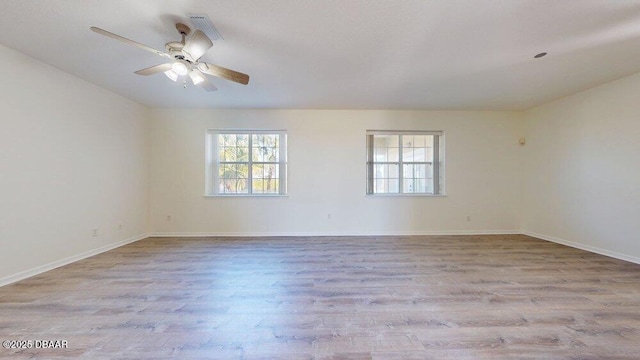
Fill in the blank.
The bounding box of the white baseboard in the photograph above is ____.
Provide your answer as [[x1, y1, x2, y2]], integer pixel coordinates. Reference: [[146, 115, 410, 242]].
[[522, 231, 640, 265], [0, 233, 150, 288], [150, 230, 520, 237]]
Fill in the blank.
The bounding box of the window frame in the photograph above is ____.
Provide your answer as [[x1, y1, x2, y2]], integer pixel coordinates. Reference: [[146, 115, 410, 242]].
[[205, 129, 287, 196], [366, 130, 445, 196]]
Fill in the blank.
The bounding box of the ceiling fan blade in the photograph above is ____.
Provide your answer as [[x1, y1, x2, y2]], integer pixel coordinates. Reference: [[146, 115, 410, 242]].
[[182, 30, 213, 61], [199, 77, 218, 92], [197, 62, 250, 85], [189, 69, 217, 91], [134, 63, 173, 76], [90, 27, 171, 59]]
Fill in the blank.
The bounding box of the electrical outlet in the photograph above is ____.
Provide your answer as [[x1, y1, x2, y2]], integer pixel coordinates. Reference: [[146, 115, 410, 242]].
[[118, 224, 123, 231], [92, 229, 99, 237], [327, 213, 331, 220], [166, 215, 172, 222], [466, 216, 471, 222]]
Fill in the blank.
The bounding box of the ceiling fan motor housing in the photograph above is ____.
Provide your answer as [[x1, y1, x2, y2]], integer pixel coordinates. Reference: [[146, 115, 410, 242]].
[[175, 23, 191, 36], [166, 42, 186, 60]]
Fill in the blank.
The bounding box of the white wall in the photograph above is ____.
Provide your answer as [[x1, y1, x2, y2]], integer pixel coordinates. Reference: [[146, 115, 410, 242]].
[[0, 44, 150, 284], [4, 38, 639, 287], [523, 72, 640, 262], [150, 109, 523, 236], [2, 27, 639, 287]]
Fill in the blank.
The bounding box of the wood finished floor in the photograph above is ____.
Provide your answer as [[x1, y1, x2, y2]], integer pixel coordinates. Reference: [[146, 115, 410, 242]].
[[1, 235, 640, 359]]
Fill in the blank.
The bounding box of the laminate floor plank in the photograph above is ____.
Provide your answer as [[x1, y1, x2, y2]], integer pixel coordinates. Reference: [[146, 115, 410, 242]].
[[1, 235, 640, 359]]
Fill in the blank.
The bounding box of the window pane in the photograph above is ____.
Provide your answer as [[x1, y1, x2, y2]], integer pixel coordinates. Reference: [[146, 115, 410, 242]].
[[425, 163, 434, 193], [253, 178, 279, 194], [236, 178, 248, 193], [220, 134, 235, 147], [388, 179, 399, 193], [268, 179, 280, 194], [221, 179, 234, 193], [387, 147, 399, 162], [425, 135, 434, 163], [252, 134, 264, 147], [237, 134, 249, 147], [219, 146, 232, 161], [252, 134, 280, 163], [403, 179, 414, 193], [220, 178, 247, 194], [211, 131, 286, 195], [265, 164, 277, 186], [237, 147, 249, 162], [366, 131, 442, 195], [403, 164, 414, 178], [373, 135, 399, 162], [415, 164, 426, 179], [374, 134, 398, 147], [414, 164, 427, 193], [403, 147, 415, 162], [264, 134, 278, 147], [374, 178, 384, 193], [253, 178, 264, 193], [219, 164, 233, 179], [252, 164, 264, 179], [236, 164, 248, 179], [252, 164, 279, 194], [266, 147, 278, 162], [374, 147, 387, 162], [402, 135, 414, 148], [252, 146, 263, 162], [388, 164, 398, 179], [401, 164, 428, 194], [218, 163, 249, 194]]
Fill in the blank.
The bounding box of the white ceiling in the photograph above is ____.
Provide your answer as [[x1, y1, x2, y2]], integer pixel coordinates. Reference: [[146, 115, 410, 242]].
[[2, 0, 640, 110]]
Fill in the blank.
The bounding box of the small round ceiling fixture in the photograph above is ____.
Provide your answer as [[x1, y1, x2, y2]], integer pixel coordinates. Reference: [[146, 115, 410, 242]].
[[534, 52, 548, 59]]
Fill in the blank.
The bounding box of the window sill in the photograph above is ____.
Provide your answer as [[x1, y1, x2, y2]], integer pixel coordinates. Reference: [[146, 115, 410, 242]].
[[204, 194, 288, 198], [366, 193, 447, 198]]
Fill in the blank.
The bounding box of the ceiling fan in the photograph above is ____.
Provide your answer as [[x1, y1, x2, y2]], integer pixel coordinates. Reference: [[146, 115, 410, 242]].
[[90, 23, 249, 91]]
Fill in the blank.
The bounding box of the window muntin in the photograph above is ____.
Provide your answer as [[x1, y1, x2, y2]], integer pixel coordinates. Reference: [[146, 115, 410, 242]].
[[366, 131, 444, 195], [207, 130, 287, 195]]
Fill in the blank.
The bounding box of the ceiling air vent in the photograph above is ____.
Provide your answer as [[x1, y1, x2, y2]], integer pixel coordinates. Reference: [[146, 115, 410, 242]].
[[187, 14, 223, 41]]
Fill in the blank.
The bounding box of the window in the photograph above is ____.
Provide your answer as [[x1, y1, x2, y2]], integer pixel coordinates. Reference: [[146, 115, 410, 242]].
[[366, 131, 444, 195], [206, 130, 287, 195]]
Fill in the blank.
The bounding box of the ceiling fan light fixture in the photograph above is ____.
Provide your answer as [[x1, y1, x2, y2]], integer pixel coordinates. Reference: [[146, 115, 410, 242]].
[[89, 25, 249, 90], [189, 71, 205, 85], [164, 69, 178, 81], [172, 61, 189, 76]]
